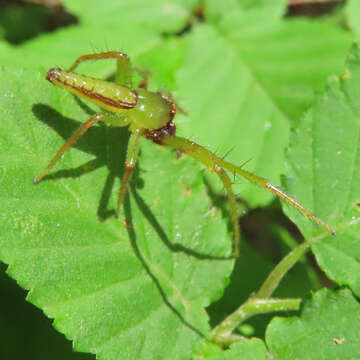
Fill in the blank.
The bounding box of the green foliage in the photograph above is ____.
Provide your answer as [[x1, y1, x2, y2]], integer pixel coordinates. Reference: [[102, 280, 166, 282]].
[[0, 3, 49, 43], [284, 44, 360, 297], [347, 0, 360, 41], [1, 66, 232, 360], [1, 0, 360, 359], [266, 288, 360, 359]]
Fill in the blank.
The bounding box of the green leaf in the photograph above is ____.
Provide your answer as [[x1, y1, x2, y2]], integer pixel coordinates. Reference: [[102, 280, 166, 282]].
[[206, 0, 351, 122], [176, 24, 290, 207], [228, 18, 351, 123], [0, 66, 234, 359], [195, 338, 270, 360], [0, 0, 198, 73], [266, 288, 360, 359], [136, 39, 187, 91], [225, 338, 270, 360], [175, 3, 350, 207], [346, 0, 360, 41], [62, 0, 198, 32], [205, 0, 286, 31], [284, 44, 360, 296], [0, 2, 357, 358]]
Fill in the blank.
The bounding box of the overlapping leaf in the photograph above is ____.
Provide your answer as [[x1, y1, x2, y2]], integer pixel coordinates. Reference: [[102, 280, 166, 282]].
[[266, 289, 360, 359], [175, 0, 350, 207], [347, 0, 360, 41], [0, 0, 199, 74], [284, 44, 360, 297]]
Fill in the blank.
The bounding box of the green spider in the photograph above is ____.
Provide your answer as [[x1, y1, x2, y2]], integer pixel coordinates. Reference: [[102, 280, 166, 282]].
[[34, 51, 335, 257]]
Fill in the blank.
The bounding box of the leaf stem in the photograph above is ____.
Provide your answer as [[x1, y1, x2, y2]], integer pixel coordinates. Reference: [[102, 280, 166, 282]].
[[256, 242, 310, 298], [211, 298, 301, 346], [211, 242, 310, 345]]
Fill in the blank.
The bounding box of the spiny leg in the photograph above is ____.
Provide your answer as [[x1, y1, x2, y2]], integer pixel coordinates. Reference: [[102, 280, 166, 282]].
[[34, 113, 104, 184], [218, 156, 336, 236], [67, 51, 133, 88], [158, 134, 240, 256], [66, 51, 150, 91], [214, 165, 240, 257], [116, 131, 141, 217], [160, 135, 335, 241]]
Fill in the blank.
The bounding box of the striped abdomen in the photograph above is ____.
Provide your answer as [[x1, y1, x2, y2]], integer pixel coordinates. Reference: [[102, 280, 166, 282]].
[[46, 68, 137, 113]]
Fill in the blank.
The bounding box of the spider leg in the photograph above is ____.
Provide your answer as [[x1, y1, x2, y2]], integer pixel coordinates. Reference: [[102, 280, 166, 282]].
[[67, 51, 133, 88], [159, 135, 335, 253], [116, 131, 141, 217], [34, 113, 104, 184], [159, 135, 240, 257], [215, 166, 240, 257]]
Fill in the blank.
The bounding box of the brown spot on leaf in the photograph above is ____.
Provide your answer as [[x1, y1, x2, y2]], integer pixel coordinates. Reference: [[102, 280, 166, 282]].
[[333, 337, 345, 345], [184, 187, 192, 198]]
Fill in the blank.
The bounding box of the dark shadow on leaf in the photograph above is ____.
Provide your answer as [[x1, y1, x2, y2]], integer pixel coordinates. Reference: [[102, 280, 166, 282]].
[[33, 103, 231, 256], [73, 95, 97, 117], [131, 186, 231, 261], [97, 172, 116, 220], [32, 103, 129, 221], [40, 158, 103, 181], [123, 195, 206, 340], [32, 102, 231, 338]]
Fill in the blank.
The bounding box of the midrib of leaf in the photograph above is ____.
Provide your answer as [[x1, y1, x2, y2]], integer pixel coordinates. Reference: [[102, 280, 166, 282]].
[[212, 25, 290, 189], [252, 106, 278, 176], [215, 26, 290, 124], [222, 74, 255, 161]]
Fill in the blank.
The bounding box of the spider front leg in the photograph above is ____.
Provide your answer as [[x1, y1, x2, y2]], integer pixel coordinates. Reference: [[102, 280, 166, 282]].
[[33, 113, 104, 184], [33, 112, 130, 184], [116, 131, 141, 217], [67, 51, 151, 90], [67, 51, 134, 88]]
